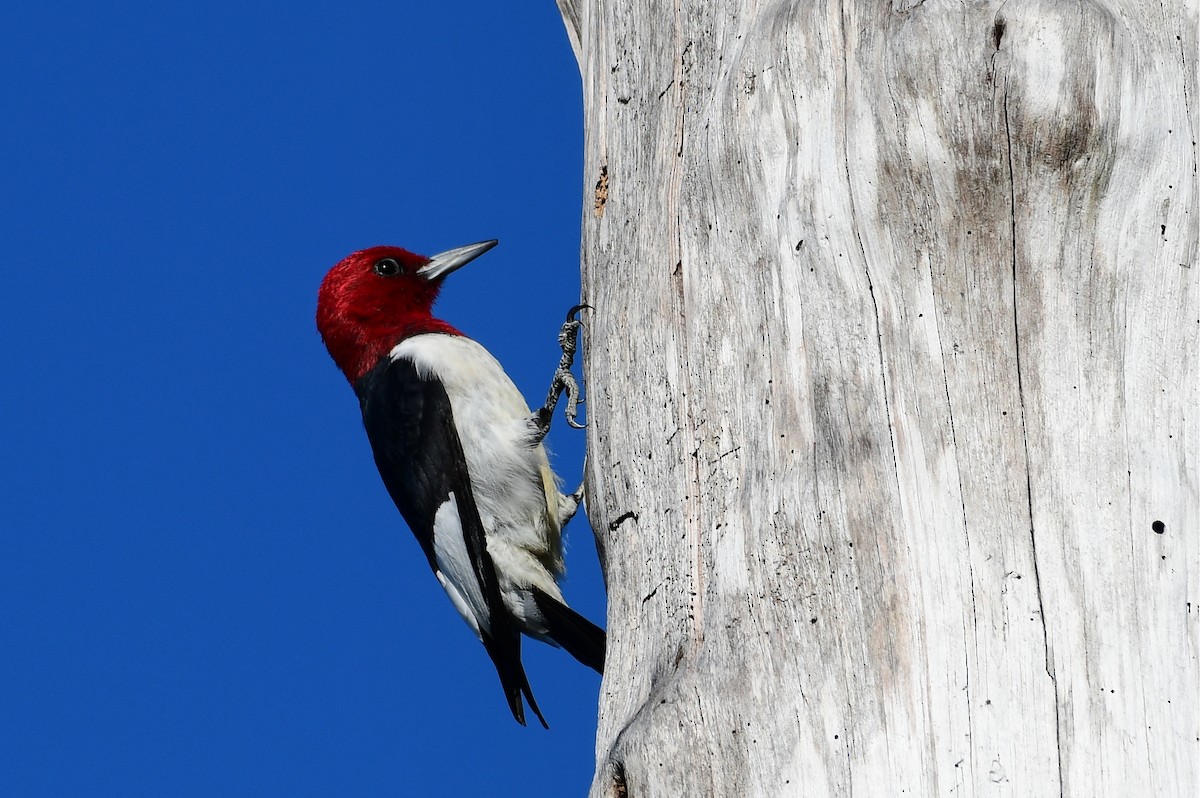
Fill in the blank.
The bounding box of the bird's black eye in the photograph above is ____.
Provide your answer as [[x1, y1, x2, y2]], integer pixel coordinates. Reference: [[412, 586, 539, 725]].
[[373, 258, 401, 277]]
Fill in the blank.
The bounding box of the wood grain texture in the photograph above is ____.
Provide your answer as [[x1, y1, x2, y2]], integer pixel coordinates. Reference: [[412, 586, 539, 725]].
[[558, 0, 1198, 795]]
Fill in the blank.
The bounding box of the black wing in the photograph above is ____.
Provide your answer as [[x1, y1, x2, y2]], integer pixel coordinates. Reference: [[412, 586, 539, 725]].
[[356, 355, 547, 727]]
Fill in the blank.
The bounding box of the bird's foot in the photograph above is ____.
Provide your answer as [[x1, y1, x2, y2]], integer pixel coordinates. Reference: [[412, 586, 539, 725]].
[[533, 304, 589, 442], [557, 481, 586, 528]]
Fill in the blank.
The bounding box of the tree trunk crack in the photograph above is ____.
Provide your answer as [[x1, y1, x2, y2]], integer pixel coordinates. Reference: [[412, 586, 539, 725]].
[[664, 0, 704, 649], [838, 0, 904, 521], [942, 321, 979, 780], [999, 57, 1065, 797], [926, 222, 980, 781]]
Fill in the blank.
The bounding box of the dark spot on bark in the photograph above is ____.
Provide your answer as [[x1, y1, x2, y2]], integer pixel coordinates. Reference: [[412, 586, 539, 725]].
[[992, 17, 1006, 50], [609, 761, 628, 798], [1152, 520, 1165, 534], [795, 240, 804, 251], [617, 96, 630, 105], [594, 165, 609, 217], [609, 511, 639, 532]]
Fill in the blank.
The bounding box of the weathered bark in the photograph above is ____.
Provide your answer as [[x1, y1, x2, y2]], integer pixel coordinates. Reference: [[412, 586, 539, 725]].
[[557, 1, 1198, 795]]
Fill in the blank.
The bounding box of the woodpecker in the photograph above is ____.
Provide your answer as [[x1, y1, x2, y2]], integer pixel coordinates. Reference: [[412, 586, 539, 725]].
[[316, 239, 604, 727]]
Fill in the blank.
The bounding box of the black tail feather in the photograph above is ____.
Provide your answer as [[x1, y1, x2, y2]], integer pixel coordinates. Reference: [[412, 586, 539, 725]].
[[532, 588, 606, 674], [482, 631, 548, 728]]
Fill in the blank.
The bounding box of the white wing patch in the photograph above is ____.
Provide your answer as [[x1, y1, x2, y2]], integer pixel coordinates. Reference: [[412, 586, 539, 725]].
[[431, 494, 491, 639]]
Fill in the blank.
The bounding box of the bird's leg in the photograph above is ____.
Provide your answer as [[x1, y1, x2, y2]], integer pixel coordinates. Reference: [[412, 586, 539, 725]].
[[531, 304, 589, 444]]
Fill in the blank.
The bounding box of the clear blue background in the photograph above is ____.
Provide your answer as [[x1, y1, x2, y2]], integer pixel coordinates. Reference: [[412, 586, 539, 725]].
[[0, 2, 604, 795]]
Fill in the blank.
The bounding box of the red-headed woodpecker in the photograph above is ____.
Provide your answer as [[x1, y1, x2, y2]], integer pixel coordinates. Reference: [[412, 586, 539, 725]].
[[316, 239, 603, 727]]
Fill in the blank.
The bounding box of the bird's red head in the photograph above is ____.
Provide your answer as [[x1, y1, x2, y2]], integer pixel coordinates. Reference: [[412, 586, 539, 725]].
[[316, 240, 498, 385]]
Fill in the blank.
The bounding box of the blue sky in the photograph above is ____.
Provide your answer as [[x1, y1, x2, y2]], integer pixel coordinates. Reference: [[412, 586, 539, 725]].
[[0, 2, 605, 795]]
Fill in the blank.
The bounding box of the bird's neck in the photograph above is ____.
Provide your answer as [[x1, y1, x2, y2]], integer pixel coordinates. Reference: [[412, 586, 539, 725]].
[[334, 315, 462, 385]]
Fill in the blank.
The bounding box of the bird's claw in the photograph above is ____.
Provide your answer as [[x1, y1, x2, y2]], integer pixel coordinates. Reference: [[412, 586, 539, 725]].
[[561, 372, 586, 430], [537, 304, 590, 436]]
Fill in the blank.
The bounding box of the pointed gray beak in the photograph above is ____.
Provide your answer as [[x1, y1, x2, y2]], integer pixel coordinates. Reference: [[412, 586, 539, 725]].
[[417, 239, 499, 281]]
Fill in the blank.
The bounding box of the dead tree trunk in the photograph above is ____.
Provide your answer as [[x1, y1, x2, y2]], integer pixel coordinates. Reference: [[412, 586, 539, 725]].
[[556, 1, 1198, 795]]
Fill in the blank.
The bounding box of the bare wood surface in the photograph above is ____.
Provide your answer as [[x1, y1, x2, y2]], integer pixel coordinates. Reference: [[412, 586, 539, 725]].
[[558, 1, 1198, 795]]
